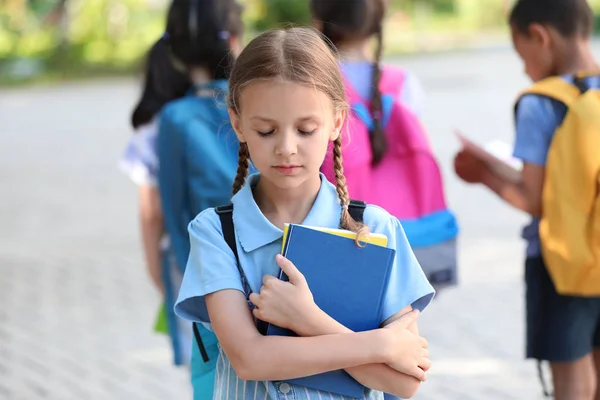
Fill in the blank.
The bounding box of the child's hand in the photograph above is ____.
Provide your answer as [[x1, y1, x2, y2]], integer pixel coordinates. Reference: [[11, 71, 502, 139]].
[[249, 254, 320, 334], [383, 310, 430, 381], [454, 150, 487, 183]]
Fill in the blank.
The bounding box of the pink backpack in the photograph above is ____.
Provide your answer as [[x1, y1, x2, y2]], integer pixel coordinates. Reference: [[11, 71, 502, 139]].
[[322, 66, 459, 288]]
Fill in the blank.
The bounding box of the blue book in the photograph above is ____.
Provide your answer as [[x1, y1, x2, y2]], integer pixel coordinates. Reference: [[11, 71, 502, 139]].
[[267, 224, 396, 399]]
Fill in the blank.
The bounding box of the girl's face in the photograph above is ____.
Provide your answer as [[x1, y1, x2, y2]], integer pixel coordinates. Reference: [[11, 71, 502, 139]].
[[229, 80, 345, 191]]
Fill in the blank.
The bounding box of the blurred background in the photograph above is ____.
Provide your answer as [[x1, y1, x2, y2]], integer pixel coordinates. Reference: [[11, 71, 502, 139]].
[[7, 0, 600, 85], [2, 0, 600, 399]]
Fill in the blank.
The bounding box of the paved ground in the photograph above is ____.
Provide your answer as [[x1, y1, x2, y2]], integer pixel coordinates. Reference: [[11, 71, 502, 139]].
[[3, 42, 599, 399]]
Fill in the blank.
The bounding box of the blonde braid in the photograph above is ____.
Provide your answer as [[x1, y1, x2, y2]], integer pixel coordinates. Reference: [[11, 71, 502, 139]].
[[333, 137, 368, 244], [333, 136, 350, 208], [232, 142, 250, 194]]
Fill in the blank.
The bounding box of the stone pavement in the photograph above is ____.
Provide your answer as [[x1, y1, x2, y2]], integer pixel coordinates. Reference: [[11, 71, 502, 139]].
[[3, 43, 599, 399]]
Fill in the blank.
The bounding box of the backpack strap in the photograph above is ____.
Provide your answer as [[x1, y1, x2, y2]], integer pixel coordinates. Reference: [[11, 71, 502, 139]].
[[348, 200, 366, 223], [379, 66, 406, 96], [215, 204, 240, 263], [214, 204, 268, 336], [191, 204, 255, 359], [192, 323, 209, 363], [215, 204, 253, 298], [516, 76, 581, 110]]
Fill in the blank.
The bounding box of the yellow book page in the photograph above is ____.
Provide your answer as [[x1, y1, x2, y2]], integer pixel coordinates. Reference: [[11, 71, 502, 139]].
[[281, 224, 388, 253]]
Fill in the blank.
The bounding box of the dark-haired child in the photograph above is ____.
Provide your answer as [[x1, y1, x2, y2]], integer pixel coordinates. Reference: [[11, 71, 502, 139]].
[[455, 1, 600, 398]]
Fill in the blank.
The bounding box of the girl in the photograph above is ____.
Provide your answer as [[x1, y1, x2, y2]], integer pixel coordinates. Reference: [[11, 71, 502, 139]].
[[313, 0, 459, 294], [120, 38, 190, 297], [175, 27, 435, 399], [311, 0, 425, 128], [158, 0, 246, 397], [119, 34, 191, 368]]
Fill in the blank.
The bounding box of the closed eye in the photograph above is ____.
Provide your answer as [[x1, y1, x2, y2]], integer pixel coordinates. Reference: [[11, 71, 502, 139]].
[[298, 129, 316, 135], [257, 129, 275, 137]]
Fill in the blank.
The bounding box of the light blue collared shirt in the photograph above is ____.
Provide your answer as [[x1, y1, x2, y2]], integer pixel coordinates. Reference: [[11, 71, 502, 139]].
[[175, 173, 435, 399]]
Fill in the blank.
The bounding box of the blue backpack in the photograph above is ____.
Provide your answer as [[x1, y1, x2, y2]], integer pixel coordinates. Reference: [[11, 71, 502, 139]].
[[157, 80, 254, 398]]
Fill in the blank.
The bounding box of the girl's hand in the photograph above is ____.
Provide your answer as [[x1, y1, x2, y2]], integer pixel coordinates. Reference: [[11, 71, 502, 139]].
[[249, 254, 321, 335], [383, 310, 430, 381]]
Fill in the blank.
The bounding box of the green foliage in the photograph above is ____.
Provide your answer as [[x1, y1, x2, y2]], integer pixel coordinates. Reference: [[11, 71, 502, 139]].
[[251, 0, 311, 30], [428, 0, 456, 14], [3, 0, 600, 84], [1, 0, 165, 79]]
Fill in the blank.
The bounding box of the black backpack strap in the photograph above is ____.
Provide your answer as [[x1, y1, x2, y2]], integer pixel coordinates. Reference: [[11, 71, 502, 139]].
[[348, 199, 366, 223], [190, 204, 250, 363], [215, 204, 240, 266], [215, 204, 252, 297], [574, 75, 590, 94], [215, 204, 269, 334], [192, 322, 209, 363]]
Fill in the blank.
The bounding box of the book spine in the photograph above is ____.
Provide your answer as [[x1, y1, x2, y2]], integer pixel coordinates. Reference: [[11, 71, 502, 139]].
[[376, 250, 397, 324]]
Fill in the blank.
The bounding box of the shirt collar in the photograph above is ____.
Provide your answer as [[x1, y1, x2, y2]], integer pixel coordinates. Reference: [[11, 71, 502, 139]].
[[231, 173, 342, 252]]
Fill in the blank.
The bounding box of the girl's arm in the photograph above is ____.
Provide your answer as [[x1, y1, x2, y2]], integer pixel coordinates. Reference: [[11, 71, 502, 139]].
[[294, 305, 424, 399], [251, 255, 428, 399], [205, 289, 398, 382], [138, 185, 164, 294]]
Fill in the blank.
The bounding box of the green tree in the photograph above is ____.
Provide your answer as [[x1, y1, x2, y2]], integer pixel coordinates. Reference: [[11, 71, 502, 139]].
[[252, 0, 311, 30]]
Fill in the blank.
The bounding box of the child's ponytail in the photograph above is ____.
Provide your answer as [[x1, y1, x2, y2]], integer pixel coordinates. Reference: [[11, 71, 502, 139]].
[[310, 0, 388, 165], [369, 26, 386, 165]]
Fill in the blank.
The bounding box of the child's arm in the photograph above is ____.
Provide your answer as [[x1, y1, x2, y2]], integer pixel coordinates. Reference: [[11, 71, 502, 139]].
[[455, 151, 545, 217], [455, 95, 560, 217], [138, 185, 164, 294], [120, 127, 164, 294], [205, 288, 412, 382], [297, 305, 424, 399], [479, 162, 545, 217], [251, 255, 427, 399]]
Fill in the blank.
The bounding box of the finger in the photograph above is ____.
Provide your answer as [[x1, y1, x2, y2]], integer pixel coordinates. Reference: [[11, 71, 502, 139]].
[[249, 293, 261, 307], [394, 309, 420, 328], [412, 366, 426, 382], [275, 254, 306, 285], [422, 348, 429, 359], [262, 274, 277, 286], [419, 357, 432, 372], [419, 336, 429, 349], [252, 307, 263, 320]]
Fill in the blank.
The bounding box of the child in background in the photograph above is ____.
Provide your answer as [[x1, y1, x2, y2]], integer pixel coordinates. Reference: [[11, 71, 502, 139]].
[[455, 1, 600, 398], [119, 35, 190, 363], [174, 26, 435, 400], [158, 0, 246, 397], [313, 0, 459, 295], [120, 37, 190, 296]]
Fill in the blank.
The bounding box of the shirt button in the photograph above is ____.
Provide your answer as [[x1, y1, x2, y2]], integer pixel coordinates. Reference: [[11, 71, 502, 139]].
[[279, 382, 291, 394]]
